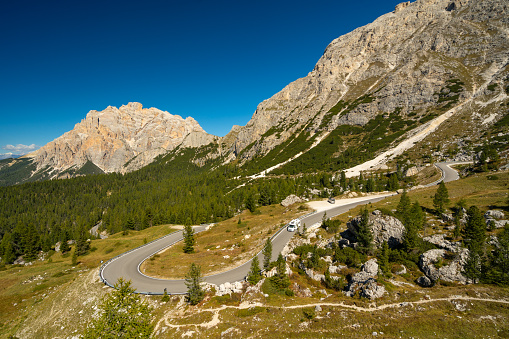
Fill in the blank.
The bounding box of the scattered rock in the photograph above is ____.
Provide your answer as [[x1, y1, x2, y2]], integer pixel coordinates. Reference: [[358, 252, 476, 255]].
[[419, 248, 468, 284], [423, 234, 461, 252], [416, 275, 433, 287], [291, 283, 312, 298], [345, 259, 385, 299], [298, 262, 325, 282], [395, 265, 407, 275], [216, 281, 245, 296], [280, 194, 306, 207], [360, 280, 386, 299], [405, 166, 420, 177], [347, 210, 405, 248], [484, 210, 505, 220], [315, 305, 322, 312]]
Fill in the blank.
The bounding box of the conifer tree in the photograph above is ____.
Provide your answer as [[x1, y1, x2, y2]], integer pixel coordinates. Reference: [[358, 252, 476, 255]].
[[183, 224, 195, 254], [463, 206, 486, 283], [396, 190, 411, 224], [185, 263, 205, 305], [0, 232, 16, 264], [356, 207, 373, 254], [76, 231, 90, 256], [84, 278, 153, 338], [483, 225, 509, 285], [247, 256, 262, 285], [262, 237, 272, 269], [60, 232, 71, 254], [433, 181, 450, 214], [270, 253, 289, 289], [245, 192, 257, 213]]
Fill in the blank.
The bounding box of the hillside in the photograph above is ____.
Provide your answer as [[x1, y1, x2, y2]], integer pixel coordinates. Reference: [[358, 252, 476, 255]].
[[1, 0, 508, 187], [222, 0, 509, 175]]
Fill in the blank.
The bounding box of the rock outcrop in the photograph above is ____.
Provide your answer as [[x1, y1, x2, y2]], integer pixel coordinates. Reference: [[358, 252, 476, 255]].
[[223, 0, 509, 172], [418, 248, 469, 284], [25, 102, 212, 175], [345, 259, 386, 299], [347, 210, 405, 248]]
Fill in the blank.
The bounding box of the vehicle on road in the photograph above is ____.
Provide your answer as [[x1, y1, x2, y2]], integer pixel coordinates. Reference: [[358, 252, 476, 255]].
[[287, 219, 301, 232], [328, 197, 335, 204]]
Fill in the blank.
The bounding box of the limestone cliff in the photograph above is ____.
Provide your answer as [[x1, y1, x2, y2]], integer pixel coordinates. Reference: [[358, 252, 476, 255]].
[[228, 0, 509, 162], [25, 102, 211, 174]]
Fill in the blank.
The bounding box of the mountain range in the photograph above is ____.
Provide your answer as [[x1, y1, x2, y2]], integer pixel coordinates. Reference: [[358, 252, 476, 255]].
[[1, 0, 508, 186]]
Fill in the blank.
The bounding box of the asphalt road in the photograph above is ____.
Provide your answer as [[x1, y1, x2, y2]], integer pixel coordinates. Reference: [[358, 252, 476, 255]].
[[100, 195, 391, 294], [100, 162, 463, 294]]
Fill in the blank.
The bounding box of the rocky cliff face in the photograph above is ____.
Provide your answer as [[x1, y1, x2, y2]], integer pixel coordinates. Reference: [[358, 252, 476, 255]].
[[228, 0, 509, 162], [26, 102, 213, 175]]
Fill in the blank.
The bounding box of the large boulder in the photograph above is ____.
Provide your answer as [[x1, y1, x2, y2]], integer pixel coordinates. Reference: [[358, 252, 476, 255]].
[[423, 234, 461, 252], [345, 259, 385, 299], [347, 210, 405, 248], [281, 194, 305, 207], [419, 248, 468, 284]]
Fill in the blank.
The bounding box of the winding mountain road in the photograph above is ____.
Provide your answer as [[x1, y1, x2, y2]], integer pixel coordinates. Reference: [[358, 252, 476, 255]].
[[100, 162, 461, 294]]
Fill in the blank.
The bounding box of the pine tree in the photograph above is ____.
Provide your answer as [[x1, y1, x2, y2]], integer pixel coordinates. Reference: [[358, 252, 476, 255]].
[[75, 231, 90, 256], [84, 278, 153, 338], [433, 181, 450, 214], [72, 249, 78, 265], [270, 253, 289, 289], [183, 225, 195, 254], [340, 171, 347, 191], [396, 190, 411, 224], [462, 206, 486, 283], [60, 232, 71, 254], [262, 237, 272, 269], [247, 256, 262, 285], [22, 224, 39, 262], [185, 263, 205, 305], [356, 207, 373, 254], [245, 192, 257, 213], [0, 232, 16, 264], [483, 225, 509, 285]]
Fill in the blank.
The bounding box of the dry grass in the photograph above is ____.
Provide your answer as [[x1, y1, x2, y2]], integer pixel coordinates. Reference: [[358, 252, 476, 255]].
[[141, 204, 311, 279]]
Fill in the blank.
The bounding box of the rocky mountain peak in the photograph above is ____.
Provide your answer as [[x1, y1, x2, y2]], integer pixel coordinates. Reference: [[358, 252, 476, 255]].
[[226, 0, 508, 164], [26, 103, 211, 176]]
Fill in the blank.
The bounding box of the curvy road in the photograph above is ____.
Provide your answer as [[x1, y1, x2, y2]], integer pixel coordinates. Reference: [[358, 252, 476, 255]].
[[100, 162, 462, 294]]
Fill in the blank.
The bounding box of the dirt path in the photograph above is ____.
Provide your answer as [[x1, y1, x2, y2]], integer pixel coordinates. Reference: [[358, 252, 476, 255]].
[[154, 295, 509, 331]]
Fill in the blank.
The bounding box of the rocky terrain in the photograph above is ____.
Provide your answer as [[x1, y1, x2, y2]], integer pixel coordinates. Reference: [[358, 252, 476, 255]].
[[223, 0, 508, 169], [1, 0, 508, 185], [29, 102, 215, 174]]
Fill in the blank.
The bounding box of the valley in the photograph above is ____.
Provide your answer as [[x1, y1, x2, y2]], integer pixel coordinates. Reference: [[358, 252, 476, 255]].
[[1, 0, 509, 338]]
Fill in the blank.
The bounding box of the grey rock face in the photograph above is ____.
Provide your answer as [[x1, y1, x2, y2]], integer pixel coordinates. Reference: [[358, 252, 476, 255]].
[[419, 247, 468, 284], [485, 210, 505, 220], [423, 234, 461, 253], [225, 0, 509, 164], [347, 210, 405, 248], [280, 195, 306, 207], [345, 259, 385, 299]]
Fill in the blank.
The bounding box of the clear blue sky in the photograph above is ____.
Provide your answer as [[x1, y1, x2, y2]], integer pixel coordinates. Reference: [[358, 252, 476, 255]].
[[0, 0, 401, 155]]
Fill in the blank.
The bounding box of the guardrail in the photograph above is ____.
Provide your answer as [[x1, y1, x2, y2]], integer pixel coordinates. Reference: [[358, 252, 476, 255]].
[[99, 225, 210, 295]]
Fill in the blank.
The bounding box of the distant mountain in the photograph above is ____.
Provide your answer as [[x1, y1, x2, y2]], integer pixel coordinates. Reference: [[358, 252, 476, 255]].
[[0, 154, 22, 160], [0, 103, 216, 185], [1, 0, 508, 186]]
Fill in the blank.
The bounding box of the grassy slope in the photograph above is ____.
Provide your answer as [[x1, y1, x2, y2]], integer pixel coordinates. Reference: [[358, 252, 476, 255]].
[[141, 204, 310, 279], [2, 172, 509, 338]]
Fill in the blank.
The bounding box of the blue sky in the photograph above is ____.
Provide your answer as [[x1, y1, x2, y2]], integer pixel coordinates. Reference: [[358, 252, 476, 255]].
[[0, 0, 402, 155]]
